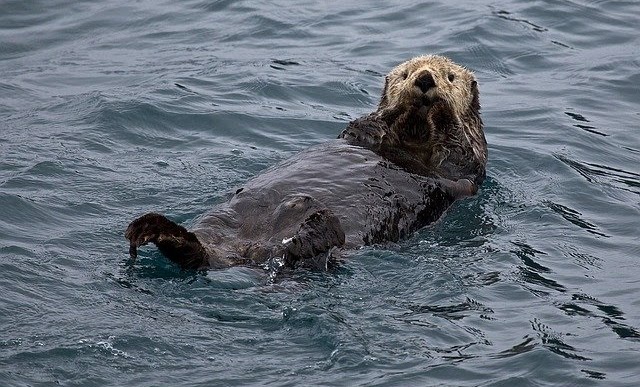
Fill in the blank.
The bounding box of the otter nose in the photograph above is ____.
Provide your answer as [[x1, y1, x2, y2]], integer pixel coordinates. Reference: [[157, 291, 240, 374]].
[[415, 72, 436, 93]]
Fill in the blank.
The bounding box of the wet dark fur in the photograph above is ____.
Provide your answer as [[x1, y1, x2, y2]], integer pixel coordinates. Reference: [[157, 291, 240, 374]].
[[125, 56, 487, 271]]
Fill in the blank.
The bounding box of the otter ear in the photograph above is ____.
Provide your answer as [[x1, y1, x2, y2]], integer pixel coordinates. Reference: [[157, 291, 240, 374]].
[[378, 76, 390, 110]]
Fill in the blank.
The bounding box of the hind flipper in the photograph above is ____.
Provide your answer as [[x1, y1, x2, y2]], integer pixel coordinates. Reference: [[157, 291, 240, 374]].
[[125, 213, 208, 269]]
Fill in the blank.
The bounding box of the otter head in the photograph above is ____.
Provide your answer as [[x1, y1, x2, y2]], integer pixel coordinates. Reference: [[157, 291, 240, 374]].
[[376, 55, 486, 182]]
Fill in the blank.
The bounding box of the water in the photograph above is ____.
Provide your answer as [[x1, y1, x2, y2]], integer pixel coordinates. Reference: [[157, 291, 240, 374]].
[[1, 0, 639, 385]]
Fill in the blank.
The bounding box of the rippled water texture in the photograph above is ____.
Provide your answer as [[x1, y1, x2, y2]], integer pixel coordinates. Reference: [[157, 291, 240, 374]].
[[1, 0, 639, 385]]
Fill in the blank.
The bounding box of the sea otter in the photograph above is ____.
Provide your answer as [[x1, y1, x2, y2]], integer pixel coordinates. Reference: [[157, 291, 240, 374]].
[[125, 55, 487, 270]]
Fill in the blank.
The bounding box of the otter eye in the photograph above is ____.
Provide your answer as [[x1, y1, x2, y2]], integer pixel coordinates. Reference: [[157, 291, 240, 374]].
[[448, 73, 455, 82], [401, 71, 408, 80]]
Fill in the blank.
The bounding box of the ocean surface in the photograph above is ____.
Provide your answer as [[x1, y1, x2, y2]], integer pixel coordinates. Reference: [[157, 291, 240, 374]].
[[1, 0, 639, 385]]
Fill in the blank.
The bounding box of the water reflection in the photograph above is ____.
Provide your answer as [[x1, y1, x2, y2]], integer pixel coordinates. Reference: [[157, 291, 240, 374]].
[[545, 201, 608, 238], [512, 240, 566, 294], [565, 110, 608, 137], [531, 318, 590, 361], [556, 154, 640, 196], [559, 293, 640, 341]]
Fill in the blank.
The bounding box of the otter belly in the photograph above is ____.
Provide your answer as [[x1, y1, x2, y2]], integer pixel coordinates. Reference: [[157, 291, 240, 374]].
[[191, 139, 456, 268]]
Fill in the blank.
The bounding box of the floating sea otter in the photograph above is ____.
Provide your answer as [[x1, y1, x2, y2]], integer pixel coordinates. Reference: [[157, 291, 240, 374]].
[[125, 55, 487, 270]]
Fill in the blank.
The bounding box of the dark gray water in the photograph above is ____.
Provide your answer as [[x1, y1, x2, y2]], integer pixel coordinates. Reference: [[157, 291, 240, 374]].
[[1, 0, 639, 385]]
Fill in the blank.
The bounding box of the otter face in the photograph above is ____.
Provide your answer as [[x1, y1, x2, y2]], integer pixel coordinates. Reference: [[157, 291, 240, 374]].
[[374, 55, 486, 180], [378, 55, 479, 125]]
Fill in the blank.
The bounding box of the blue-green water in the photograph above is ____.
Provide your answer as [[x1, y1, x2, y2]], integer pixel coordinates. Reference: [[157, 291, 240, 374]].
[[1, 0, 639, 385]]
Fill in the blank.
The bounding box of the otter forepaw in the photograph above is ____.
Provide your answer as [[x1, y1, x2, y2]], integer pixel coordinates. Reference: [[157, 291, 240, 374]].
[[440, 178, 478, 198]]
